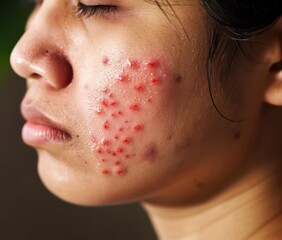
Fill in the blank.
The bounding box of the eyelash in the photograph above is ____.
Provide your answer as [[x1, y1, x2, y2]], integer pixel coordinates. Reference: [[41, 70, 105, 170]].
[[76, 4, 118, 18]]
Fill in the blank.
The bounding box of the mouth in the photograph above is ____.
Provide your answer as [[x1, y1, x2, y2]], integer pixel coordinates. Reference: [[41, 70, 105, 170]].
[[21, 103, 72, 145]]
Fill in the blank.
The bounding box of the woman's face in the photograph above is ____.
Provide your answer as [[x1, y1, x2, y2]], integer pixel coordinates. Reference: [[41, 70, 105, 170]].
[[10, 0, 263, 205]]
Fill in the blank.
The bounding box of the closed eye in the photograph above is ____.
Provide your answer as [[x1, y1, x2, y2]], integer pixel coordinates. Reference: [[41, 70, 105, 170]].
[[75, 4, 118, 18]]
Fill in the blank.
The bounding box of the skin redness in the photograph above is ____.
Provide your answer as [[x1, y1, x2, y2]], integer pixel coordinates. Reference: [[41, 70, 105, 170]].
[[89, 57, 166, 177]]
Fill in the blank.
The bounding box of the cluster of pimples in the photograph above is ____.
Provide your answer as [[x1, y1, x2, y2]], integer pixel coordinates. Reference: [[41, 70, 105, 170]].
[[92, 57, 164, 177]]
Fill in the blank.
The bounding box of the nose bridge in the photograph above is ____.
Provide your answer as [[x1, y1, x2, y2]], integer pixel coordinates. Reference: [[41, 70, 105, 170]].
[[10, 2, 73, 89]]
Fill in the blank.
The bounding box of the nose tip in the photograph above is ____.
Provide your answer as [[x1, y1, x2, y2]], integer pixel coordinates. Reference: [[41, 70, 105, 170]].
[[10, 34, 73, 90]]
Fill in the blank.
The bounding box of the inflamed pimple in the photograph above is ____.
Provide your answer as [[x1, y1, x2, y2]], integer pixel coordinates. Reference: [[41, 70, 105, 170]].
[[97, 148, 103, 154], [151, 77, 161, 85], [115, 161, 122, 166], [117, 147, 125, 153], [103, 121, 110, 130], [102, 57, 109, 65], [134, 84, 146, 93], [95, 108, 105, 115], [116, 74, 129, 83], [134, 124, 144, 132], [115, 168, 128, 176], [101, 99, 109, 108], [146, 60, 159, 69], [129, 104, 141, 111], [101, 139, 111, 146], [122, 137, 132, 144], [126, 59, 139, 69], [111, 113, 117, 118]]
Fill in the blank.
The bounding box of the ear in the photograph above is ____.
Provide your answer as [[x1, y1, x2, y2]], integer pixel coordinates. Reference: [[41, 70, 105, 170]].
[[263, 19, 282, 106]]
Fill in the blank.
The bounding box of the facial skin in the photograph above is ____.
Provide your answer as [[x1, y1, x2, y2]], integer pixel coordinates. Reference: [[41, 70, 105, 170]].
[[10, 0, 271, 206]]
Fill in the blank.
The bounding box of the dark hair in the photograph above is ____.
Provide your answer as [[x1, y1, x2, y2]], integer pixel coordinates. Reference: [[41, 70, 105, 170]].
[[201, 0, 281, 40], [200, 0, 282, 121]]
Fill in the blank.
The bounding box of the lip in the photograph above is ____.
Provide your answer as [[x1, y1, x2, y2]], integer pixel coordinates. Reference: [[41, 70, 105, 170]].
[[21, 104, 72, 145]]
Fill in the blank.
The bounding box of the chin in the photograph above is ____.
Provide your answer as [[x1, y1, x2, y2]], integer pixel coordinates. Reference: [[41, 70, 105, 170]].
[[36, 151, 156, 206]]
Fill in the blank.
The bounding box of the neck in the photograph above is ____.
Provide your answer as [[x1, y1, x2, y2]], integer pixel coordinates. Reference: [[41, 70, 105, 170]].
[[143, 107, 282, 240], [143, 165, 282, 240]]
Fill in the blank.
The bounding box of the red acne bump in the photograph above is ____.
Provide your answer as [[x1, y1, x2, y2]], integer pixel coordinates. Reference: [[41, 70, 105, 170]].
[[115, 161, 122, 166], [102, 139, 111, 146], [124, 120, 129, 124], [129, 104, 141, 111], [134, 84, 145, 93], [146, 98, 153, 104], [127, 59, 139, 69], [118, 111, 123, 115], [134, 124, 144, 132], [116, 74, 128, 83], [125, 154, 131, 159], [117, 147, 125, 153], [106, 149, 112, 154], [102, 88, 109, 94], [101, 159, 108, 163], [114, 135, 119, 140], [103, 121, 110, 130], [102, 57, 109, 65], [112, 152, 117, 157], [146, 60, 159, 69], [101, 99, 109, 108], [97, 148, 104, 154], [108, 93, 114, 98], [123, 137, 132, 144], [95, 108, 105, 115], [111, 113, 117, 118], [115, 168, 127, 176], [110, 101, 118, 107], [102, 169, 111, 176], [119, 127, 124, 132], [151, 77, 161, 85]]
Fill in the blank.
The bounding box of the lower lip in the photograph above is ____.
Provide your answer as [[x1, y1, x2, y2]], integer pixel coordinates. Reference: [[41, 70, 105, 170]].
[[22, 122, 71, 144]]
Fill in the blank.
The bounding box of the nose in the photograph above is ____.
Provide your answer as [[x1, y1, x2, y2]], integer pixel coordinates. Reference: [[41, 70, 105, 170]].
[[10, 11, 73, 89]]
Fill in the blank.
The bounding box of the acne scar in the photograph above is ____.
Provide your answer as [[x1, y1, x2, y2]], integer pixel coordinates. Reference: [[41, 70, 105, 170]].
[[175, 75, 182, 84], [102, 169, 111, 176], [91, 57, 167, 177], [233, 131, 241, 140], [142, 144, 158, 162]]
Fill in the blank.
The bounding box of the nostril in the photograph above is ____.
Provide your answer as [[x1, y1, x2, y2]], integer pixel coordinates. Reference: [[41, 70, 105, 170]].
[[30, 73, 41, 79]]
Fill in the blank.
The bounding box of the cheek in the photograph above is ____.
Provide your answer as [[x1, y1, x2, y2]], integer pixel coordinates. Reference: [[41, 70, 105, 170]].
[[86, 57, 173, 177]]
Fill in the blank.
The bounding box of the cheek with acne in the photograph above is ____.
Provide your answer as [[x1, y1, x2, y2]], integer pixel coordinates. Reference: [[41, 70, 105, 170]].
[[89, 57, 169, 177]]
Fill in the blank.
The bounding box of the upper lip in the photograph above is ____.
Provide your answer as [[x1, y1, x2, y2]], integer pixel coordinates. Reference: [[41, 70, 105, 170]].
[[20, 102, 71, 137]]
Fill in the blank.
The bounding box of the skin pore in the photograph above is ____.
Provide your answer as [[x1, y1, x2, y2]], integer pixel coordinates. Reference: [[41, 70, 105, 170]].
[[10, 0, 282, 239]]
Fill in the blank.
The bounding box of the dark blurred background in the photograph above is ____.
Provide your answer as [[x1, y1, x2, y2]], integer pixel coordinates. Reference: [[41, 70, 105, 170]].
[[0, 1, 156, 240]]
